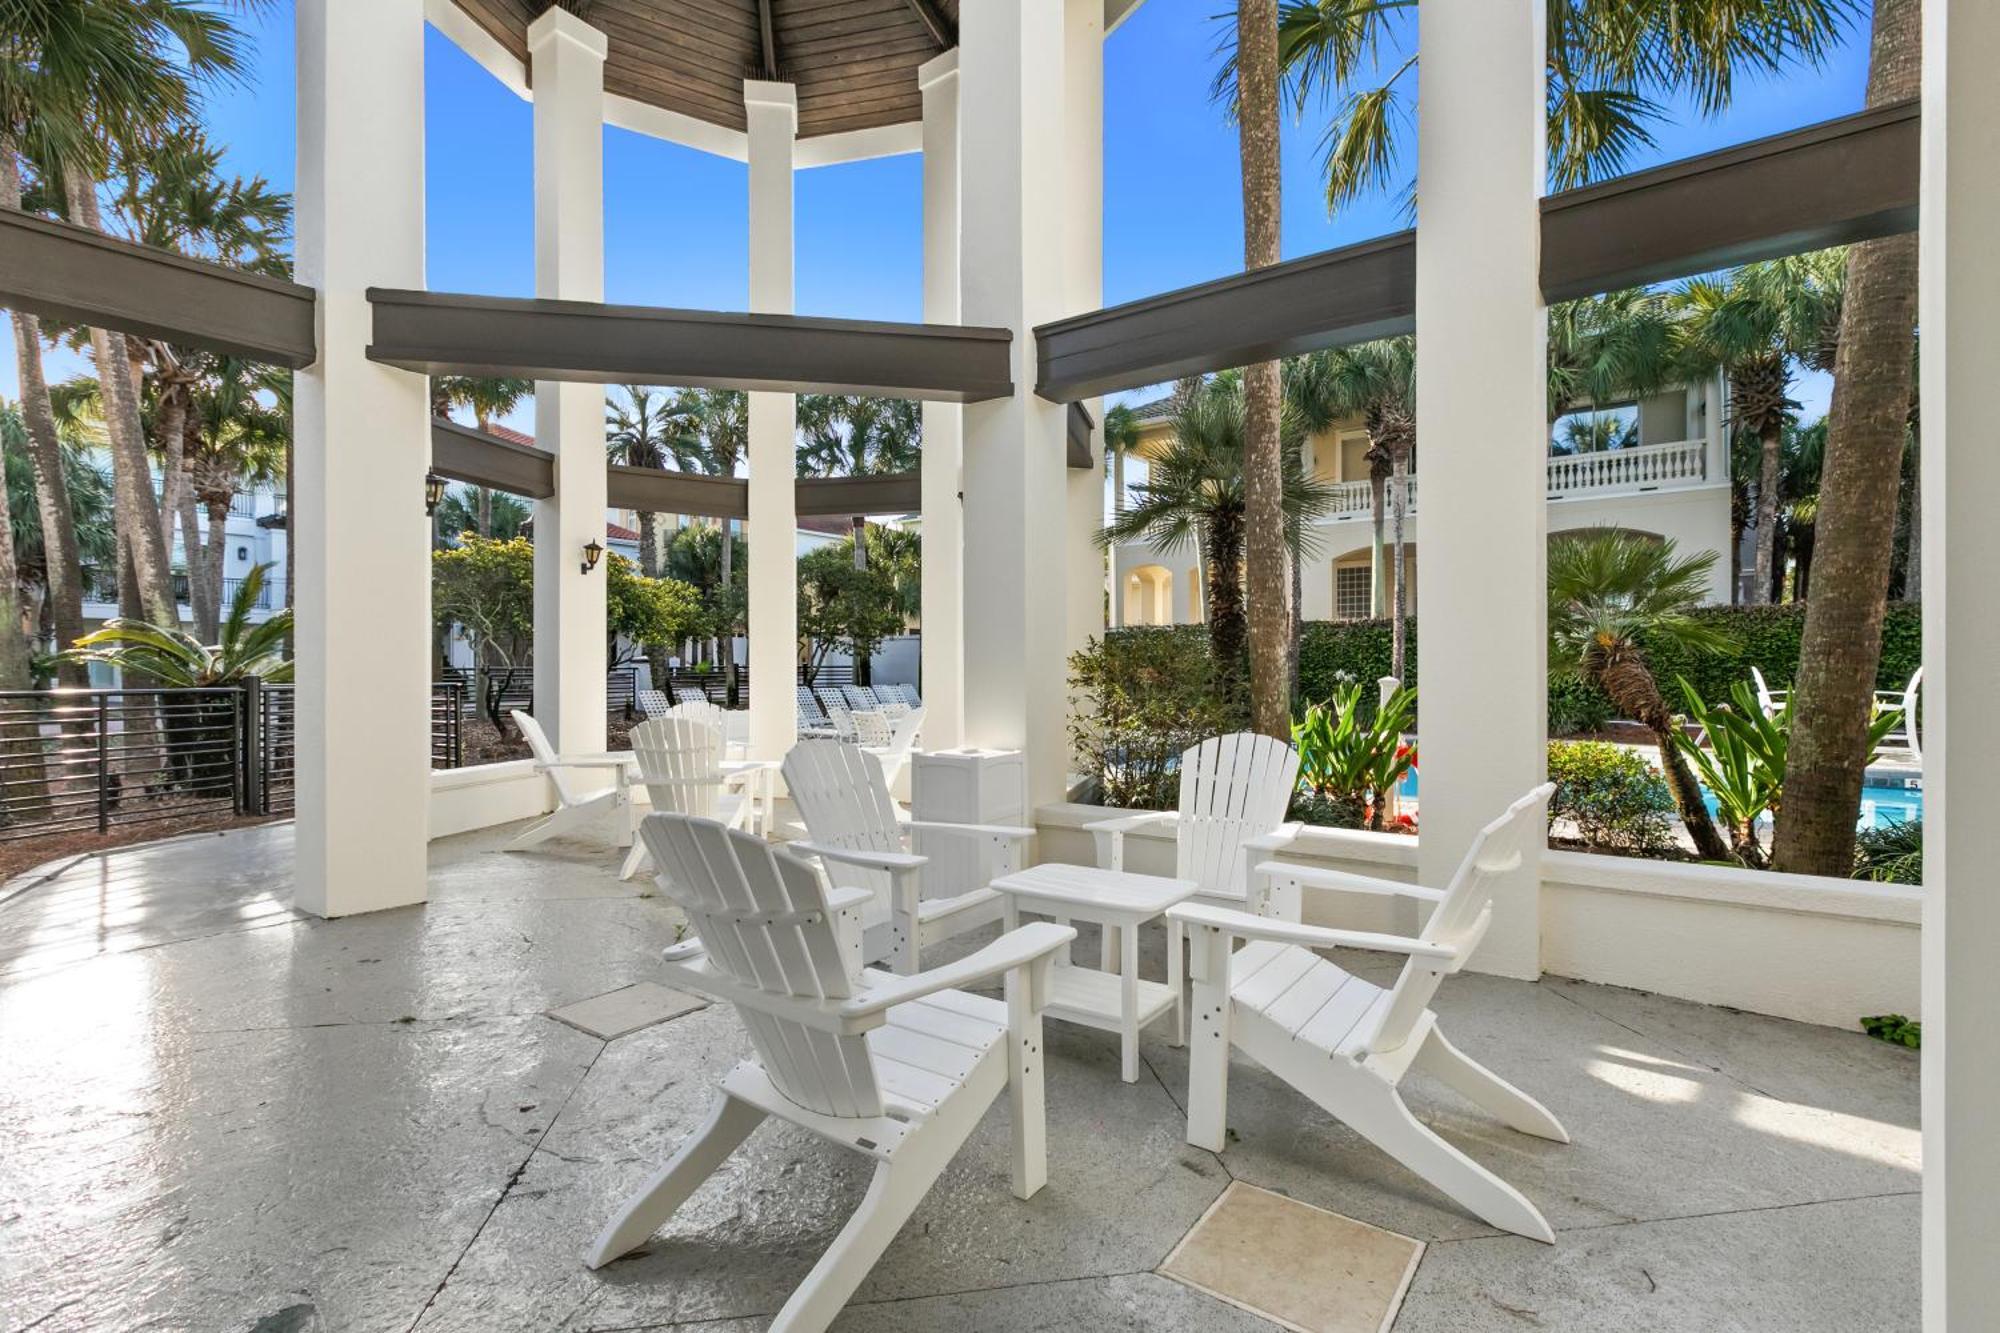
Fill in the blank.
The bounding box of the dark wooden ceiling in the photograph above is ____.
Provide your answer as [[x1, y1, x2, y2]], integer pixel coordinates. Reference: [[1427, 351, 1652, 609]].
[[449, 0, 958, 139]]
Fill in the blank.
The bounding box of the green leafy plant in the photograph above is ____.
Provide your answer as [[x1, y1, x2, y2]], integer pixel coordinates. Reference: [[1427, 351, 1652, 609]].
[[1853, 818, 1923, 886], [1546, 740, 1677, 855], [64, 562, 291, 684], [1861, 1014, 1921, 1049], [1291, 683, 1416, 831], [1068, 629, 1247, 810]]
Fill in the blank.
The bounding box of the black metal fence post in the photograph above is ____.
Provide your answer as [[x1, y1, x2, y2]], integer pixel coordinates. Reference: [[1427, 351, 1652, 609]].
[[241, 677, 264, 816], [95, 694, 110, 833]]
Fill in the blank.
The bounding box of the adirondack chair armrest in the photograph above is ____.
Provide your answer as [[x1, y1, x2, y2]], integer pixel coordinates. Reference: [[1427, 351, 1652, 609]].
[[1252, 860, 1448, 903], [902, 818, 1038, 842], [1242, 823, 1303, 854], [1084, 810, 1177, 871], [837, 922, 1077, 1022], [1167, 902, 1459, 961], [789, 841, 929, 873]]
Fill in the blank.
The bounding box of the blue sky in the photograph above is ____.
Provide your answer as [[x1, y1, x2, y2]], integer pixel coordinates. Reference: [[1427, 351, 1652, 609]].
[[5, 0, 1873, 425]]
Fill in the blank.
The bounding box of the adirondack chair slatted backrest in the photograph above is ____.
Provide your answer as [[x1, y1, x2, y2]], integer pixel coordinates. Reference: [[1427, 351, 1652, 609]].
[[668, 699, 727, 738], [640, 814, 883, 1118], [1364, 782, 1554, 1056], [511, 709, 585, 807], [637, 688, 673, 720], [1176, 733, 1302, 900], [631, 717, 726, 819], [784, 740, 905, 901]]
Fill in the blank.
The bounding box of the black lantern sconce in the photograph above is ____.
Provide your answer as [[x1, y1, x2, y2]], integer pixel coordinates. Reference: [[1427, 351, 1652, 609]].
[[581, 539, 605, 575], [423, 471, 447, 516]]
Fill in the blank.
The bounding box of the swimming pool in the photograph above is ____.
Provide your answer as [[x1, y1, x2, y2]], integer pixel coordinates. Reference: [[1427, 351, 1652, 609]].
[[1394, 770, 1922, 831]]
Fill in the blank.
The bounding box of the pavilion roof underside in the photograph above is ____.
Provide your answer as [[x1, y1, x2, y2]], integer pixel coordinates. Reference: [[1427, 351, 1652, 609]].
[[449, 0, 956, 138]]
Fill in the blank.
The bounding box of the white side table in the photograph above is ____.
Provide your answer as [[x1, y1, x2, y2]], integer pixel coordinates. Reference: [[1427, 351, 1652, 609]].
[[990, 862, 1198, 1082]]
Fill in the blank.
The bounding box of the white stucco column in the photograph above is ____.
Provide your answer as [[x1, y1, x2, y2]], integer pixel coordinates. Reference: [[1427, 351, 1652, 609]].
[[745, 81, 798, 760], [1063, 0, 1107, 664], [1922, 0, 2000, 1321], [529, 8, 607, 754], [1413, 0, 1546, 978], [960, 0, 1072, 807], [292, 0, 431, 917], [918, 53, 965, 750]]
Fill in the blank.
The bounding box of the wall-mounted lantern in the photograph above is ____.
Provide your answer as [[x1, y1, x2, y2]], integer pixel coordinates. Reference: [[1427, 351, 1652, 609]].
[[423, 471, 447, 516], [581, 539, 605, 576]]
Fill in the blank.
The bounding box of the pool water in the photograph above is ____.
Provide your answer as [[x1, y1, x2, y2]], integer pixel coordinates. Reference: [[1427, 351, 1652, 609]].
[[1395, 770, 1921, 831]]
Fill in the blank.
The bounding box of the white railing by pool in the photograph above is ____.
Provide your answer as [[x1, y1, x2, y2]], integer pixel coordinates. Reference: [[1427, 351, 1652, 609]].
[[1314, 439, 1710, 524]]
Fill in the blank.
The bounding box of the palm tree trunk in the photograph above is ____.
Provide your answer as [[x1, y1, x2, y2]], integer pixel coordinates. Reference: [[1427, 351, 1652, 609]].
[[1205, 507, 1249, 688], [1, 150, 86, 683], [1752, 421, 1782, 604], [719, 521, 739, 705], [1237, 0, 1289, 737], [204, 499, 232, 639], [1774, 0, 1921, 877], [154, 376, 187, 580], [1598, 654, 1736, 862], [65, 174, 177, 627], [179, 489, 216, 641], [1368, 466, 1388, 617], [1902, 442, 1920, 601], [1390, 452, 1409, 679]]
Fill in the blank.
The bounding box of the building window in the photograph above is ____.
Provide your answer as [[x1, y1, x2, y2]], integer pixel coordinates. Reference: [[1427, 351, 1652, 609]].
[[1334, 564, 1373, 621]]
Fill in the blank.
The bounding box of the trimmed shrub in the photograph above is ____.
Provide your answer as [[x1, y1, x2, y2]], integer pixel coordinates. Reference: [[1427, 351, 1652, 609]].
[[1546, 740, 1677, 854], [1853, 817, 1923, 885], [1068, 628, 1248, 810]]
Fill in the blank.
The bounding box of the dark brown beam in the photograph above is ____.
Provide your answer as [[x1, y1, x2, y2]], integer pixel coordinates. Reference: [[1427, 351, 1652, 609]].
[[794, 472, 921, 516], [756, 0, 780, 80], [1540, 98, 1919, 303], [370, 288, 1013, 403], [432, 419, 555, 498], [901, 0, 955, 48], [1034, 103, 1919, 403], [607, 464, 746, 519], [1067, 402, 1095, 470], [0, 208, 316, 368], [1035, 232, 1415, 403]]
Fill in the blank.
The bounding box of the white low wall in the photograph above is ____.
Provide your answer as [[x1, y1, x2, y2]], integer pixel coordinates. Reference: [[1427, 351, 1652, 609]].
[[429, 761, 554, 839], [1035, 802, 1922, 1029]]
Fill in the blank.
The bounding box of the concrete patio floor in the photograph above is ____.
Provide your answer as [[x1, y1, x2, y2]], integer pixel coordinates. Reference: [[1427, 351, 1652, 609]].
[[0, 820, 1920, 1332]]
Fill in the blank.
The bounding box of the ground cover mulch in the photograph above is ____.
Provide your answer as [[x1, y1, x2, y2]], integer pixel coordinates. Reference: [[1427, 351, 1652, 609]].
[[0, 811, 290, 889]]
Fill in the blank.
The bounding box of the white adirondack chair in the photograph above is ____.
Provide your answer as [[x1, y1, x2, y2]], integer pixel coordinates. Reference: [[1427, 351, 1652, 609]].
[[1085, 733, 1302, 990], [618, 717, 754, 880], [1171, 783, 1568, 1243], [785, 738, 1029, 973], [587, 815, 1074, 1333], [507, 709, 635, 851]]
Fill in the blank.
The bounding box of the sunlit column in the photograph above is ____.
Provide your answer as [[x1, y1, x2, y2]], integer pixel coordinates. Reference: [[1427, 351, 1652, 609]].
[[1412, 0, 1546, 978], [918, 52, 965, 749], [960, 0, 1072, 807], [745, 80, 798, 760], [292, 0, 431, 917], [1921, 0, 2000, 1321], [529, 7, 608, 754], [1064, 0, 1107, 666]]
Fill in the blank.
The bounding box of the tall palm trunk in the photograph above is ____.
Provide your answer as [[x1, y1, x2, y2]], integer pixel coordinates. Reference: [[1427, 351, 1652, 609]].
[[1367, 450, 1389, 618], [1774, 0, 1920, 876], [1390, 451, 1409, 677], [178, 487, 215, 640], [1901, 440, 1920, 600], [1238, 0, 1290, 737], [1204, 505, 1249, 685], [203, 498, 231, 636], [1, 147, 87, 683], [1597, 650, 1736, 862], [1751, 416, 1783, 604], [719, 521, 738, 703], [65, 174, 177, 627]]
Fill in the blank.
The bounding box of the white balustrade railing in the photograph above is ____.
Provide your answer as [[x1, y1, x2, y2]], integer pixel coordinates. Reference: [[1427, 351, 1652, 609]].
[[1310, 439, 1708, 526]]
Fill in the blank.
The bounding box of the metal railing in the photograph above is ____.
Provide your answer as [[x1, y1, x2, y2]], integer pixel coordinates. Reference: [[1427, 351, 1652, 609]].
[[474, 665, 641, 733], [431, 680, 464, 770], [78, 570, 279, 611]]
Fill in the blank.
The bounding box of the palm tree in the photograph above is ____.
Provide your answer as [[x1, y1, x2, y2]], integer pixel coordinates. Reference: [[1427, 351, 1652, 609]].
[[1250, 0, 1857, 212], [1290, 339, 1416, 678], [1231, 0, 1292, 738], [434, 488, 528, 544], [1546, 288, 1681, 420], [184, 358, 287, 641], [432, 375, 532, 537], [796, 395, 922, 478], [663, 388, 748, 700], [1548, 530, 1737, 862], [1100, 373, 1334, 690], [2, 399, 114, 647], [605, 384, 674, 576], [1777, 0, 1921, 878], [1671, 252, 1843, 604]]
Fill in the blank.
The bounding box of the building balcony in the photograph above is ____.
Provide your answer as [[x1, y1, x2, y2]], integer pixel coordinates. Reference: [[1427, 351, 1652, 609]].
[[1314, 437, 1715, 526]]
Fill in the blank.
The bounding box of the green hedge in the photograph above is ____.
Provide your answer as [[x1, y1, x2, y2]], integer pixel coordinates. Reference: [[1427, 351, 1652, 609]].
[[1111, 601, 1922, 732]]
